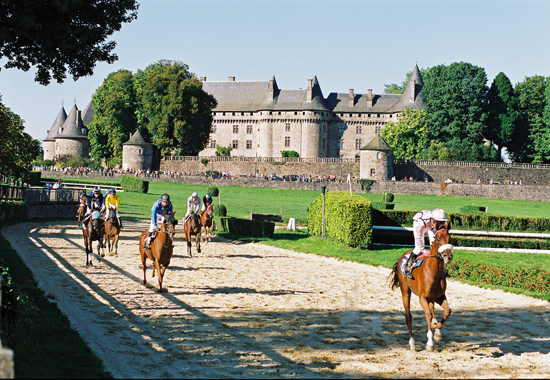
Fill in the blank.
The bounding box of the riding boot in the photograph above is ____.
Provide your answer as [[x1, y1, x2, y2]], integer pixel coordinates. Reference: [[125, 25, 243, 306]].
[[404, 253, 417, 279], [144, 232, 152, 249]]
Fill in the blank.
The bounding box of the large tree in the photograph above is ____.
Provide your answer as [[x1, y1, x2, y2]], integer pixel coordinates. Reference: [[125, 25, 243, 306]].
[[0, 0, 138, 85], [380, 108, 429, 159], [88, 69, 137, 166], [422, 62, 493, 161], [133, 60, 217, 156], [485, 72, 521, 161], [383, 67, 430, 94], [0, 97, 40, 178]]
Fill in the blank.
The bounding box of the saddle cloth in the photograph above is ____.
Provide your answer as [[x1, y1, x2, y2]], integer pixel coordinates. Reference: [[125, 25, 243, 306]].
[[400, 254, 425, 275]]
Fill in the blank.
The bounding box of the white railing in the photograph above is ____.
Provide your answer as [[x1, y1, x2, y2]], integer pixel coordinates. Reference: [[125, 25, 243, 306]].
[[162, 156, 356, 164], [394, 159, 550, 169]]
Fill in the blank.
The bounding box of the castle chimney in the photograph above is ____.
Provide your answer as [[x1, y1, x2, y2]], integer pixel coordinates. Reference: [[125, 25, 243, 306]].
[[348, 89, 355, 107], [268, 79, 275, 101], [367, 89, 373, 107], [306, 79, 313, 101], [228, 76, 235, 81], [200, 77, 206, 81]]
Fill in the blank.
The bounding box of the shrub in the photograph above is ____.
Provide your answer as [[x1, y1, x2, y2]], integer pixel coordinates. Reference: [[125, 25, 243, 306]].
[[227, 217, 275, 238], [200, 158, 209, 166], [281, 150, 299, 158], [207, 186, 219, 197], [459, 205, 486, 213], [372, 202, 395, 210], [0, 201, 28, 221], [308, 191, 372, 247], [383, 192, 394, 202], [358, 179, 375, 192], [120, 175, 149, 193], [213, 204, 227, 217], [27, 171, 42, 186]]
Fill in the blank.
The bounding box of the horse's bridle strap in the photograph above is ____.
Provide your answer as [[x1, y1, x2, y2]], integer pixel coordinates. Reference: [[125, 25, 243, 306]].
[[438, 243, 453, 253]]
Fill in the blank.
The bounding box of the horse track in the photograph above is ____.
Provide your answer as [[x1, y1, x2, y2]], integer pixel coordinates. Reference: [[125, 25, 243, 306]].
[[3, 221, 550, 378]]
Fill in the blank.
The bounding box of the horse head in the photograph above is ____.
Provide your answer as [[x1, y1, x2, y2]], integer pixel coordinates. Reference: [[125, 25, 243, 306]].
[[206, 204, 213, 217], [107, 207, 117, 221], [431, 222, 453, 264], [90, 211, 104, 237], [162, 211, 178, 237]]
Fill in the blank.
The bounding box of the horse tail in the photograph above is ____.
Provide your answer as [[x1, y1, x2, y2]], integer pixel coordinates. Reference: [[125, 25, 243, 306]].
[[388, 259, 400, 291]]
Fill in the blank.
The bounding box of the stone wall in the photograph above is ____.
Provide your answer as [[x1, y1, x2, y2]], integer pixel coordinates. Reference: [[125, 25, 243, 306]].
[[27, 202, 80, 219]]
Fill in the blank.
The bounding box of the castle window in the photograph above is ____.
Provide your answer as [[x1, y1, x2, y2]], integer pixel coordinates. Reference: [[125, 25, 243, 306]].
[[246, 140, 252, 149], [377, 114, 381, 118], [246, 125, 253, 134], [323, 137, 327, 149], [138, 149, 142, 155], [370, 169, 376, 177], [81, 128, 87, 135], [349, 114, 352, 117], [377, 152, 381, 159], [212, 125, 217, 133], [285, 136, 290, 147], [233, 125, 239, 134], [355, 139, 362, 149], [338, 125, 345, 134], [285, 123, 291, 132], [210, 139, 216, 149], [339, 139, 344, 150], [355, 155, 360, 163], [375, 126, 381, 135], [294, 112, 298, 115], [232, 140, 239, 149], [390, 114, 393, 118], [356, 125, 362, 134]]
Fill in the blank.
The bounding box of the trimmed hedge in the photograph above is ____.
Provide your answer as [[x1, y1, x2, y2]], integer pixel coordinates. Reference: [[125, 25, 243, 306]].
[[459, 205, 486, 213], [227, 217, 275, 238], [383, 192, 394, 202], [374, 209, 550, 232], [213, 204, 227, 217], [207, 186, 219, 197], [372, 202, 395, 210], [453, 236, 550, 250], [308, 191, 372, 247], [0, 201, 28, 221], [28, 171, 42, 186], [121, 175, 148, 193]]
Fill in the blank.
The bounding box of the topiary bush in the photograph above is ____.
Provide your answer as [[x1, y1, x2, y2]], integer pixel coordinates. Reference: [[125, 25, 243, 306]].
[[308, 191, 372, 247], [213, 204, 227, 217], [459, 205, 486, 213], [120, 175, 149, 193], [227, 217, 275, 238], [207, 186, 219, 197], [383, 192, 394, 202]]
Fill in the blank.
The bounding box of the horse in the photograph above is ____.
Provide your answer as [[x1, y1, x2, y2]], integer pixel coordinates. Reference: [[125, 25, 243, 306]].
[[76, 195, 87, 226], [139, 211, 178, 292], [388, 224, 454, 352], [104, 207, 120, 256], [82, 210, 105, 266], [184, 211, 201, 257], [200, 204, 213, 243]]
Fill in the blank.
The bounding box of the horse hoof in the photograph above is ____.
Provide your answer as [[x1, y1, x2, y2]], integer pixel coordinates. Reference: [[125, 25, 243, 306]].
[[426, 344, 434, 352], [434, 329, 442, 342]]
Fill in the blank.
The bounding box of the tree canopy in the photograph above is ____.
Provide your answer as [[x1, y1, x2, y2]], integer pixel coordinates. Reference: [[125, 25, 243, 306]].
[[0, 0, 138, 85], [380, 108, 429, 160]]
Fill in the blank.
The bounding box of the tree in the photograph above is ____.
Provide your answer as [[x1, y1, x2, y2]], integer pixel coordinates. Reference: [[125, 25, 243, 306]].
[[88, 69, 137, 166], [380, 108, 429, 159], [215, 144, 232, 157], [134, 60, 217, 155], [0, 0, 138, 85], [422, 62, 492, 161], [384, 67, 430, 94], [485, 72, 521, 161], [0, 97, 41, 179]]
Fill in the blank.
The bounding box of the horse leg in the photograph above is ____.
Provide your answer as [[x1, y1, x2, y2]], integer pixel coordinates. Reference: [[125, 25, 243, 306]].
[[114, 234, 119, 256], [401, 286, 415, 351], [419, 296, 435, 351], [154, 260, 163, 292], [187, 239, 193, 257], [433, 295, 452, 338], [141, 250, 147, 286], [197, 232, 201, 254]]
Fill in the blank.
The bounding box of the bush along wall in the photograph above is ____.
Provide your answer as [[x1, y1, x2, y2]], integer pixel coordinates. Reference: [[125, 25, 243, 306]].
[[0, 201, 28, 221], [227, 217, 275, 238], [121, 175, 149, 193], [308, 191, 372, 247]]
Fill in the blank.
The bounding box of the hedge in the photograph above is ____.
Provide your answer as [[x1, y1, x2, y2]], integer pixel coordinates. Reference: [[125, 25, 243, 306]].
[[120, 175, 149, 193], [28, 171, 42, 186], [227, 217, 275, 238], [373, 209, 550, 232], [213, 204, 227, 217], [372, 202, 395, 210], [453, 236, 550, 250], [459, 205, 486, 213], [0, 201, 28, 221], [207, 186, 219, 197], [308, 191, 372, 247]]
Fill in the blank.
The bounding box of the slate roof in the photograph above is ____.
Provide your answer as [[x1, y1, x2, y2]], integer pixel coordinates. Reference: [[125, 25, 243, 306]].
[[360, 134, 393, 151], [56, 104, 87, 139], [326, 92, 403, 113], [81, 101, 94, 127], [123, 130, 151, 146], [44, 106, 67, 141]]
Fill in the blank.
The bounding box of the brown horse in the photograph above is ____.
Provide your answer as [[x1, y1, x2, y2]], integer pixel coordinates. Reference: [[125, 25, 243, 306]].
[[139, 211, 178, 292], [104, 207, 120, 256], [82, 211, 105, 266], [184, 211, 201, 257], [388, 224, 453, 351], [76, 194, 87, 226], [200, 204, 213, 243]]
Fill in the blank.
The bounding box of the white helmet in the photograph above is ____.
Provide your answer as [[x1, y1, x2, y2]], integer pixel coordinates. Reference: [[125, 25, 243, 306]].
[[432, 208, 447, 222], [192, 192, 198, 198]]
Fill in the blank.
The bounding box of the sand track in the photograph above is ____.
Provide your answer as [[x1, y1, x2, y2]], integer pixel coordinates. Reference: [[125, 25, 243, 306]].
[[3, 220, 550, 378]]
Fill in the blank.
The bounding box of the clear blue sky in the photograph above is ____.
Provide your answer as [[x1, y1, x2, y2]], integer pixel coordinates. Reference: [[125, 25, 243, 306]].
[[1, 0, 549, 143]]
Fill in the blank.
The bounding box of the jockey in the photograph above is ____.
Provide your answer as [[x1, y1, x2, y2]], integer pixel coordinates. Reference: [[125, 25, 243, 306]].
[[404, 208, 448, 279], [86, 186, 104, 216], [144, 193, 173, 249], [104, 188, 122, 228], [184, 192, 202, 225], [201, 193, 213, 211]]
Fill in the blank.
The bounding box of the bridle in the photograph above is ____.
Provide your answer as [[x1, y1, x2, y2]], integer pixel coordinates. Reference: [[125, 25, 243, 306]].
[[432, 229, 453, 260]]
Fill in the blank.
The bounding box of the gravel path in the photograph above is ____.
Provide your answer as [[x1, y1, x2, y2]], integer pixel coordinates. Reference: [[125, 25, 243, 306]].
[[3, 220, 550, 378]]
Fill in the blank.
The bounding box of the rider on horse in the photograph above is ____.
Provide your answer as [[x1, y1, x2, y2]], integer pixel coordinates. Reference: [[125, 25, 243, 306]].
[[184, 192, 202, 225], [104, 188, 122, 229], [201, 193, 213, 211], [404, 208, 448, 278], [82, 186, 105, 225], [144, 193, 173, 249]]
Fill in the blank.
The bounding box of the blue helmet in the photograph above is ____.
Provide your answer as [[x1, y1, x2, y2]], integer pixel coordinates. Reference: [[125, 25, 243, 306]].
[[94, 186, 101, 192], [205, 194, 211, 199]]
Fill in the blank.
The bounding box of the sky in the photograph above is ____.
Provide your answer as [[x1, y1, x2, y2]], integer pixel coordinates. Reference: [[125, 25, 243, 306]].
[[1, 0, 550, 143]]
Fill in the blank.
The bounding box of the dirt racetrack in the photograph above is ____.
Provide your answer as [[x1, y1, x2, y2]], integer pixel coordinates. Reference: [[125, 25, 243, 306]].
[[3, 220, 550, 378]]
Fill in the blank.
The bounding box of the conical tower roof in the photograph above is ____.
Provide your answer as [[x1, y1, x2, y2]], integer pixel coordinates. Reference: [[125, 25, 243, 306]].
[[81, 101, 94, 127], [398, 64, 425, 110], [123, 130, 152, 146], [44, 106, 67, 141], [360, 134, 393, 151], [56, 104, 87, 139]]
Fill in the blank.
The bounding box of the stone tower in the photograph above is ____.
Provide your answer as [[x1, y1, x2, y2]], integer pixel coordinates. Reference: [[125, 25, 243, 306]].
[[54, 104, 90, 160], [122, 130, 153, 170], [43, 106, 67, 161], [359, 134, 394, 180]]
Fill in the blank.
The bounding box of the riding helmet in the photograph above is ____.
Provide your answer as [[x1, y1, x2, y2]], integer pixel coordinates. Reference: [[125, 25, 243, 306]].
[[432, 208, 447, 222], [205, 194, 211, 198], [111, 189, 116, 194], [192, 192, 198, 198], [161, 193, 170, 202], [94, 186, 101, 192]]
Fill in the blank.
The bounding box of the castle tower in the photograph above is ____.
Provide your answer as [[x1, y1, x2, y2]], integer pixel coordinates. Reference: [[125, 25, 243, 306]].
[[54, 104, 90, 160], [122, 130, 153, 170], [359, 134, 394, 180], [43, 106, 67, 161]]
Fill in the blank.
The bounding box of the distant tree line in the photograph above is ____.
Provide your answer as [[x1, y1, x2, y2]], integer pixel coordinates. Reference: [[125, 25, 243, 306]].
[[383, 62, 550, 163]]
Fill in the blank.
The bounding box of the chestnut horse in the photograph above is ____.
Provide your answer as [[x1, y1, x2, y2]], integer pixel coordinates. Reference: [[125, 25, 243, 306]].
[[200, 204, 213, 243], [76, 194, 87, 226], [184, 211, 201, 257], [139, 211, 178, 292], [82, 211, 105, 266], [104, 207, 120, 256], [388, 225, 454, 351]]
